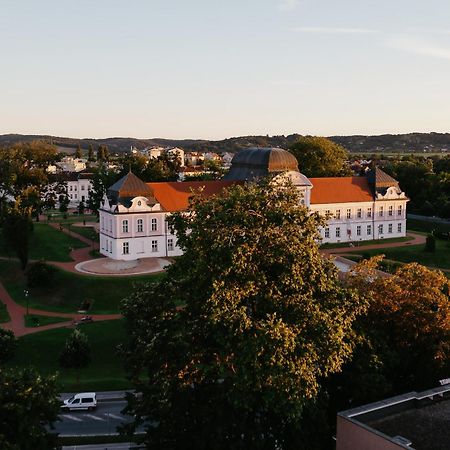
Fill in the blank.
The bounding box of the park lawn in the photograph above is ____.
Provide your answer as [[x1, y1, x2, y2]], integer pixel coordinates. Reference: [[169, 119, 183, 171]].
[[7, 320, 131, 391], [347, 238, 450, 270], [407, 218, 450, 234], [24, 314, 72, 328], [0, 260, 164, 315], [0, 222, 87, 262], [65, 224, 99, 242], [0, 302, 10, 323], [43, 211, 98, 224]]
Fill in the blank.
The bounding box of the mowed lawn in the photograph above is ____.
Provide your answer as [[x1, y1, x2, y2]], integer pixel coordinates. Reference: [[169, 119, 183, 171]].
[[0, 222, 87, 262], [348, 237, 450, 270], [7, 320, 131, 391], [0, 260, 164, 314]]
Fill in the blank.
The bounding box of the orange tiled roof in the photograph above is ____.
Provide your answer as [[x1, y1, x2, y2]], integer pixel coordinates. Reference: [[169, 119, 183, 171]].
[[309, 177, 373, 204], [148, 180, 237, 212]]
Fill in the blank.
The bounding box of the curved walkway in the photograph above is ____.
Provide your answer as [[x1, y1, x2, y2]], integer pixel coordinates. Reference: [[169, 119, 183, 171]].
[[0, 222, 121, 337], [320, 232, 426, 255]]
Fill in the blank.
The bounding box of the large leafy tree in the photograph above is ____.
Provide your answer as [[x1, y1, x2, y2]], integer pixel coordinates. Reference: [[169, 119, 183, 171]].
[[2, 210, 32, 270], [59, 329, 91, 385], [0, 367, 60, 450], [121, 178, 364, 449], [331, 259, 450, 410], [289, 136, 350, 177]]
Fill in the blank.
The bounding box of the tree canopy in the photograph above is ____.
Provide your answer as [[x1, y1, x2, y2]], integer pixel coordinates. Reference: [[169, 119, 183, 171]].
[[0, 367, 60, 450], [121, 178, 364, 449], [289, 136, 350, 177]]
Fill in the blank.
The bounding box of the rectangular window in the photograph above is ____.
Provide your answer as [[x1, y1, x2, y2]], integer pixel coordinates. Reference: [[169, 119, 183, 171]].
[[379, 207, 384, 217], [398, 205, 402, 216], [168, 238, 174, 251], [357, 208, 362, 219], [137, 219, 143, 233], [151, 218, 157, 231], [69, 185, 73, 191], [109, 219, 112, 232], [109, 241, 112, 253], [123, 242, 129, 254], [367, 224, 372, 236], [325, 210, 331, 217], [378, 224, 384, 235], [151, 240, 158, 252], [335, 210, 341, 220], [336, 227, 341, 238], [74, 186, 77, 191], [81, 185, 85, 191], [356, 225, 361, 236], [122, 220, 129, 233], [388, 223, 393, 233], [74, 194, 77, 199], [346, 209, 351, 219], [398, 223, 402, 233], [367, 207, 372, 218], [324, 228, 330, 238], [388, 205, 393, 216]]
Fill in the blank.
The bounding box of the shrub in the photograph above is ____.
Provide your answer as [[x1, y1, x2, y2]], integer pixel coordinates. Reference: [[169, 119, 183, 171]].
[[26, 261, 57, 288], [425, 234, 436, 253]]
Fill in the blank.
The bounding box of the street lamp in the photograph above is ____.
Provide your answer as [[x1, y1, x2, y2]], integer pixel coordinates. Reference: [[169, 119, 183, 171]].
[[24, 289, 29, 316]]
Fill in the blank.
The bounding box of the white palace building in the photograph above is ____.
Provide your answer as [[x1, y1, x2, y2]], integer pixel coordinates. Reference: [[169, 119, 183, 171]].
[[99, 148, 408, 261]]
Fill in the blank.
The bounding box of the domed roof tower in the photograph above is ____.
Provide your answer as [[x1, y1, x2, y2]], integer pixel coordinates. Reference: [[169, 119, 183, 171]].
[[225, 147, 301, 181]]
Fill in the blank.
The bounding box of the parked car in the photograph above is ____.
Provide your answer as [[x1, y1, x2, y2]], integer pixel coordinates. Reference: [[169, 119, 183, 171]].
[[61, 392, 97, 411]]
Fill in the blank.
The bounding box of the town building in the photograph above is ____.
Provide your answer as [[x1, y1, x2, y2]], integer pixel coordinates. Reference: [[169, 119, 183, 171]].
[[99, 148, 408, 261], [336, 384, 450, 450]]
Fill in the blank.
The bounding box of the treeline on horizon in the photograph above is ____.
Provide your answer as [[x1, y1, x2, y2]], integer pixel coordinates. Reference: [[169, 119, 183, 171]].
[[2, 131, 450, 154]]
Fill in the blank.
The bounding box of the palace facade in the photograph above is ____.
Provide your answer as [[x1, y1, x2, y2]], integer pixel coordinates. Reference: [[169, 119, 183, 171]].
[[99, 148, 408, 261]]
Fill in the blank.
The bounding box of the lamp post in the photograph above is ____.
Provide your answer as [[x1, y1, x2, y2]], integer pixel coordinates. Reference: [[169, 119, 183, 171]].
[[24, 289, 29, 316]]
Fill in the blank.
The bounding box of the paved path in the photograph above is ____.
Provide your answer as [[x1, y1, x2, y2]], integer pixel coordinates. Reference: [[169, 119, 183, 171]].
[[0, 222, 121, 337], [320, 232, 426, 255]]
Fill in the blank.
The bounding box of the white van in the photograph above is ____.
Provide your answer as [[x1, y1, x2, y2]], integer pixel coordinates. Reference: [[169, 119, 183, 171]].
[[62, 392, 97, 411]]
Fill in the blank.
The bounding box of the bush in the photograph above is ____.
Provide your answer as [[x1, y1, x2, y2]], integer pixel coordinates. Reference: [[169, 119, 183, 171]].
[[27, 261, 57, 288], [425, 234, 436, 253]]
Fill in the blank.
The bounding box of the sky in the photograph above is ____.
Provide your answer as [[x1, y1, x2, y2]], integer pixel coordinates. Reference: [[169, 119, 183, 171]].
[[1, 0, 450, 140]]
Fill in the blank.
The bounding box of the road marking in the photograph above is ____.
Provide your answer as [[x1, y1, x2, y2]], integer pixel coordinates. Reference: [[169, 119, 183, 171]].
[[61, 414, 83, 422], [83, 414, 106, 421], [106, 413, 124, 420]]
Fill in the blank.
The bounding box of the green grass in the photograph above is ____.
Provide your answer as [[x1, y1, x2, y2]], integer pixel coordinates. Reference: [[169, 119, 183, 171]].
[[347, 238, 450, 270], [0, 259, 164, 314], [44, 212, 97, 224], [24, 314, 71, 328], [0, 302, 10, 323], [407, 219, 450, 234], [65, 224, 99, 242], [320, 235, 412, 249], [6, 320, 131, 391], [0, 222, 87, 262]]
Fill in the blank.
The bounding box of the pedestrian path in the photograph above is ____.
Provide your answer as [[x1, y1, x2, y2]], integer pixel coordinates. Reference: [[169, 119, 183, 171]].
[[320, 232, 426, 255]]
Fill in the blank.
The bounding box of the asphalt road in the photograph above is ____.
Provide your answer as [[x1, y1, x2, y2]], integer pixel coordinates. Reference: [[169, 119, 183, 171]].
[[55, 400, 137, 436]]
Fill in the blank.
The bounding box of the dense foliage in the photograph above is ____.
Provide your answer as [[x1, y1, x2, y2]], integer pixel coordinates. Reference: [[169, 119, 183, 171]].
[[121, 178, 364, 449], [0, 367, 60, 450], [289, 136, 351, 177], [0, 329, 17, 363]]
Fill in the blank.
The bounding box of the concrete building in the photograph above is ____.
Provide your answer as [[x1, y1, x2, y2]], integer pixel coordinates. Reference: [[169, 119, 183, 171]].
[[337, 384, 450, 450]]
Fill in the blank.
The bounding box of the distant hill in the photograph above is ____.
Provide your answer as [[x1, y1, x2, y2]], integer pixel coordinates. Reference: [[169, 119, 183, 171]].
[[1, 132, 450, 154]]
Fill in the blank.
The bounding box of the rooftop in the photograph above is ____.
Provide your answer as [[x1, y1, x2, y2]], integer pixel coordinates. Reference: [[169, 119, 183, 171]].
[[339, 385, 450, 450], [309, 177, 374, 204]]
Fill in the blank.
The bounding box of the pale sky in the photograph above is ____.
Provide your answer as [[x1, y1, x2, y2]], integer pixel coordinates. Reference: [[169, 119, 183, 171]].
[[1, 0, 450, 140]]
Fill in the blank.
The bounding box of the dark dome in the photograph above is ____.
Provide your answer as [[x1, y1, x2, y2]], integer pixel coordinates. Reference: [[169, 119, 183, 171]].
[[225, 147, 299, 181]]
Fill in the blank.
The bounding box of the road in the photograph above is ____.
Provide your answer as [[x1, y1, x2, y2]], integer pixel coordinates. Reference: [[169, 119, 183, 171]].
[[55, 400, 142, 436]]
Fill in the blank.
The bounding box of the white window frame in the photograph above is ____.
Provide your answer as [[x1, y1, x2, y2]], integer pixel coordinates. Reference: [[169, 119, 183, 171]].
[[168, 238, 174, 251], [151, 240, 158, 252], [123, 242, 129, 254], [336, 227, 341, 238], [137, 219, 143, 233], [151, 218, 157, 231], [122, 220, 129, 233]]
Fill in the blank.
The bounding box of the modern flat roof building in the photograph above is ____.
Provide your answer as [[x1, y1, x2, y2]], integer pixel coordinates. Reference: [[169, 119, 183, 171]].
[[337, 384, 450, 450]]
